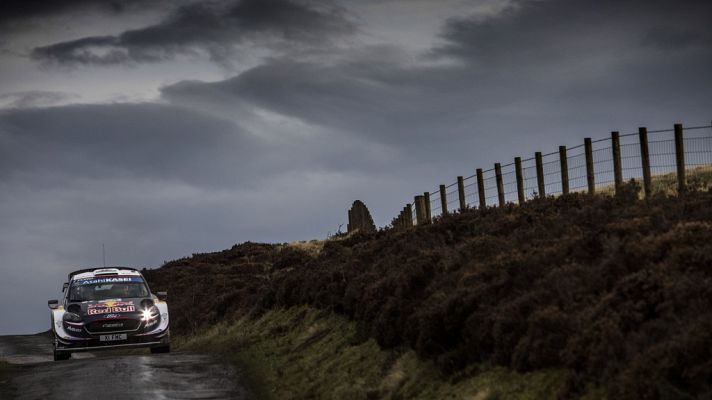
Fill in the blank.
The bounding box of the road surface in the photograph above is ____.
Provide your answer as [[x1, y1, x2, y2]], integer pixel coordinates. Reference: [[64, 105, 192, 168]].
[[0, 333, 251, 399]]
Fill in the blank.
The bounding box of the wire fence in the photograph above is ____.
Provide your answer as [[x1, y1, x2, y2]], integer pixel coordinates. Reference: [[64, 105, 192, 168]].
[[390, 123, 712, 228]]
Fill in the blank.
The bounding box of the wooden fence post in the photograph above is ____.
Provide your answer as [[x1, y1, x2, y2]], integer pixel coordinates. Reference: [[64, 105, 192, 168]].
[[494, 163, 505, 206], [406, 204, 413, 226], [639, 127, 651, 198], [674, 123, 685, 194], [457, 176, 467, 211], [514, 157, 525, 204], [559, 146, 569, 195], [423, 192, 432, 223], [585, 138, 595, 194], [476, 168, 486, 209], [611, 131, 623, 194], [421, 196, 429, 223], [535, 152, 545, 197], [439, 184, 448, 216], [347, 209, 353, 232], [416, 196, 428, 225]]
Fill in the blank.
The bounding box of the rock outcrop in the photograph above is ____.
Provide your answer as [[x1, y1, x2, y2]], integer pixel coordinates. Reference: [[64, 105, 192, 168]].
[[347, 200, 376, 233]]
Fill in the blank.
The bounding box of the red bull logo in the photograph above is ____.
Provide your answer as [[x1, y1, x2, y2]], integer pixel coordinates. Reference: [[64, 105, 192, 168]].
[[88, 300, 135, 315]]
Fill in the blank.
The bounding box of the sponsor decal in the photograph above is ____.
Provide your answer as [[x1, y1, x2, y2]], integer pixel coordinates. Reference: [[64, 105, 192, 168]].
[[65, 325, 83, 333], [88, 300, 136, 315], [75, 276, 144, 285], [102, 323, 123, 328], [104, 314, 120, 319]]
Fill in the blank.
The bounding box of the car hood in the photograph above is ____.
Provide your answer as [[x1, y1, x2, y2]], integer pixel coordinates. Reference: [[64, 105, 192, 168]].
[[69, 298, 150, 321]]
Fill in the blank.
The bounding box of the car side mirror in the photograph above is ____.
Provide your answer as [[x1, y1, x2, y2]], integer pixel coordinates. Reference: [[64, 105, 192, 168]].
[[62, 283, 69, 292], [156, 291, 168, 301], [48, 299, 59, 310]]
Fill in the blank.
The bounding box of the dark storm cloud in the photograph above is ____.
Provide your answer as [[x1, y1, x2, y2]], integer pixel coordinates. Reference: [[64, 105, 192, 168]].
[[159, 39, 499, 153], [427, 0, 712, 127], [31, 36, 130, 65], [162, 0, 712, 164], [0, 100, 399, 192], [0, 0, 155, 26], [435, 0, 712, 62], [0, 103, 266, 186], [161, 58, 467, 145], [32, 0, 356, 66]]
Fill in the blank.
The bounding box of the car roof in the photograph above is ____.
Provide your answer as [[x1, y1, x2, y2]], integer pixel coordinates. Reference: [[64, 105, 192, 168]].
[[69, 267, 142, 282]]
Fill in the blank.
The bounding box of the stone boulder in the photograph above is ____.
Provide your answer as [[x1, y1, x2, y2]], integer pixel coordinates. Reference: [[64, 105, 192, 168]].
[[347, 200, 376, 233]]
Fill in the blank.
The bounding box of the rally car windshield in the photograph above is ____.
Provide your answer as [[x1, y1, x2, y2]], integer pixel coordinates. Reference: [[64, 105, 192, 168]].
[[69, 277, 149, 302]]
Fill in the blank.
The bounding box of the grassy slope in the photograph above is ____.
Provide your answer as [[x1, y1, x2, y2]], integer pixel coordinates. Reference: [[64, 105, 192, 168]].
[[180, 307, 589, 400], [595, 165, 712, 196], [144, 176, 712, 400]]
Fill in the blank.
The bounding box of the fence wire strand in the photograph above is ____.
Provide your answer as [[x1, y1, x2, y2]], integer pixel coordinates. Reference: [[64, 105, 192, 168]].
[[392, 124, 712, 226]]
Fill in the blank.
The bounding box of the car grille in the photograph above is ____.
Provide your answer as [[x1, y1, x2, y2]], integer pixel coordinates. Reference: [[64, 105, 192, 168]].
[[86, 318, 141, 334]]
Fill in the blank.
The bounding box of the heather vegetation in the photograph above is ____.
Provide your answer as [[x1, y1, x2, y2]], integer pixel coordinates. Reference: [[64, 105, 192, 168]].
[[144, 182, 712, 399], [180, 307, 571, 399]]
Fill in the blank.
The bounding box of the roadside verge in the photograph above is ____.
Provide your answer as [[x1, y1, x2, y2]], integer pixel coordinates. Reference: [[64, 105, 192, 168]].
[[179, 306, 602, 400]]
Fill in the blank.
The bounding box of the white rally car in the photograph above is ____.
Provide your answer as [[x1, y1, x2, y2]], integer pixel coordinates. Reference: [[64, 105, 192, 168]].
[[48, 267, 170, 361]]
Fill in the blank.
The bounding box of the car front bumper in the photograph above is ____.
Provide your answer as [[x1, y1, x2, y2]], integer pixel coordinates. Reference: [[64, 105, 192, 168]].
[[55, 329, 170, 352]]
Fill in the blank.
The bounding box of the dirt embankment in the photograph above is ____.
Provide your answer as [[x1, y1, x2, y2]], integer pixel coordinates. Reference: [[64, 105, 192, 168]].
[[144, 183, 712, 399]]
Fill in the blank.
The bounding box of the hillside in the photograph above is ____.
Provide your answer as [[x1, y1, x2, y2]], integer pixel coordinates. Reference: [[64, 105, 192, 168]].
[[144, 182, 712, 399]]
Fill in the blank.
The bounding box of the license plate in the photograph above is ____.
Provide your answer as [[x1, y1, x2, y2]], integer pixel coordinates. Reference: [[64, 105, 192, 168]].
[[100, 334, 127, 342]]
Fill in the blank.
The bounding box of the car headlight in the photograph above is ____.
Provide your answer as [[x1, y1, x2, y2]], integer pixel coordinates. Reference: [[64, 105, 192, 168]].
[[62, 312, 82, 323], [142, 306, 160, 325]]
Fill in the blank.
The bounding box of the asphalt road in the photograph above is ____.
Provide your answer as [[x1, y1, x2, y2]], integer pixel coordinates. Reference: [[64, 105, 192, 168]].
[[0, 333, 251, 399]]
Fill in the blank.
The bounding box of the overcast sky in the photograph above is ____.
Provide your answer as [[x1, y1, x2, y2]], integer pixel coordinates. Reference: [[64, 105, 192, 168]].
[[1, 0, 711, 334]]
